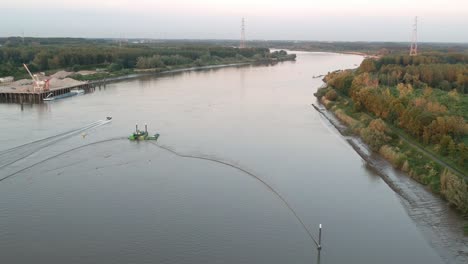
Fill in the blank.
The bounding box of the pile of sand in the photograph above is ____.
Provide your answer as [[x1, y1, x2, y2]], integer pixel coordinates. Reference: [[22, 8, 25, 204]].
[[0, 69, 88, 93], [11, 79, 33, 86], [0, 79, 33, 90], [51, 70, 73, 79], [77, 70, 97, 76], [0, 77, 85, 93], [49, 77, 84, 88]]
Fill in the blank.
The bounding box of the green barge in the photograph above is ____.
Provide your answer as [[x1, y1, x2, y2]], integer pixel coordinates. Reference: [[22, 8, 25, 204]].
[[129, 124, 160, 141]]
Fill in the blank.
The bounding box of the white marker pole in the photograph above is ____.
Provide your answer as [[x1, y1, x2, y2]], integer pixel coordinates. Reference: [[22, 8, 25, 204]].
[[318, 224, 322, 251]]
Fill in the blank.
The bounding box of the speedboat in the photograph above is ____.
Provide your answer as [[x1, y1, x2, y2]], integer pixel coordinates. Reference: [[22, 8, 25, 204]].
[[71, 89, 85, 95]]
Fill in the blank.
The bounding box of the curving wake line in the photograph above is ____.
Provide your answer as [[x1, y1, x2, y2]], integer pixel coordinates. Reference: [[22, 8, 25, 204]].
[[148, 141, 320, 248], [0, 119, 112, 169], [0, 120, 103, 155], [0, 137, 320, 251], [0, 137, 126, 182]]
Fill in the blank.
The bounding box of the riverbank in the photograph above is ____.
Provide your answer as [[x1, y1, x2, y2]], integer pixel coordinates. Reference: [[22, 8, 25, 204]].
[[0, 58, 294, 104], [314, 86, 468, 209], [88, 62, 254, 85], [0, 51, 452, 264], [77, 58, 294, 89], [74, 54, 296, 82], [312, 70, 468, 260], [312, 103, 417, 201], [312, 101, 468, 263], [318, 74, 467, 194]]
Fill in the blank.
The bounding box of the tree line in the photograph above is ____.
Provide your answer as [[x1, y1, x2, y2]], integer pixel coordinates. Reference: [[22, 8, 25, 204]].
[[0, 40, 272, 78], [359, 54, 468, 93], [326, 53, 468, 167]]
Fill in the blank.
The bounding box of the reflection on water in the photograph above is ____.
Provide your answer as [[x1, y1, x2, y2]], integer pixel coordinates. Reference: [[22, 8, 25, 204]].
[[0, 52, 445, 264]]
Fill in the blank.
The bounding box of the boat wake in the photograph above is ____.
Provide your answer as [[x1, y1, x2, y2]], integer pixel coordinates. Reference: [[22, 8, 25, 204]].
[[0, 119, 112, 169], [0, 135, 322, 259]]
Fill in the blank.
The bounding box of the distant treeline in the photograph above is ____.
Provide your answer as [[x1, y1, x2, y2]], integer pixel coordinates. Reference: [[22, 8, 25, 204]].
[[241, 40, 468, 56], [354, 53, 468, 93], [0, 37, 297, 79], [373, 54, 467, 93]]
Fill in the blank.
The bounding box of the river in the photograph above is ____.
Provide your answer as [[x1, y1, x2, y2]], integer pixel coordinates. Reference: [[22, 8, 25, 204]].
[[0, 52, 453, 263]]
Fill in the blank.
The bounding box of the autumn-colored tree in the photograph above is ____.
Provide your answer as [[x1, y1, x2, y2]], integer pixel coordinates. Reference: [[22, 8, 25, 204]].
[[359, 59, 376, 73], [439, 135, 452, 156], [325, 90, 338, 101], [324, 52, 468, 168], [397, 83, 413, 98], [361, 119, 392, 151], [328, 70, 354, 95]]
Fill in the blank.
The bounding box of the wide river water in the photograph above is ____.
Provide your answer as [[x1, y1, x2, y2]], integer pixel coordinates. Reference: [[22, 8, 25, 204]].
[[0, 52, 448, 263]]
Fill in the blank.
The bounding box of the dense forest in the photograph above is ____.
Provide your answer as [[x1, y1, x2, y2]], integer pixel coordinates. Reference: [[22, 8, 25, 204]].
[[3, 38, 467, 80], [0, 37, 294, 80], [316, 52, 468, 213], [321, 53, 467, 163]]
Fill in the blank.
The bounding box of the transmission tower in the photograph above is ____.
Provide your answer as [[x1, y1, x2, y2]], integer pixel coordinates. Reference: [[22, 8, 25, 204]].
[[409, 16, 418, 56], [240, 17, 246, 49]]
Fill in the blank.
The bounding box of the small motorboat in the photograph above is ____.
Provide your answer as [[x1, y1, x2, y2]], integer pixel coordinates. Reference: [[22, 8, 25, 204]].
[[43, 89, 84, 101], [43, 93, 55, 101], [71, 89, 85, 95]]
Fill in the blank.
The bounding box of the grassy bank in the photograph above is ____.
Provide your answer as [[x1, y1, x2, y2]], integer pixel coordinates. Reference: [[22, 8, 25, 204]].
[[315, 83, 468, 218], [314, 52, 468, 228]]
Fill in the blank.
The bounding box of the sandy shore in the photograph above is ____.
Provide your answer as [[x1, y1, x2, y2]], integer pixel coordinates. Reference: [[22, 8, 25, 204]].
[[0, 63, 253, 94]]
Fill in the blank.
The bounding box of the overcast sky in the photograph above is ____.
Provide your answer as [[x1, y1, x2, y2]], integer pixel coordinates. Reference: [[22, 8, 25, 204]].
[[2, 0, 467, 42]]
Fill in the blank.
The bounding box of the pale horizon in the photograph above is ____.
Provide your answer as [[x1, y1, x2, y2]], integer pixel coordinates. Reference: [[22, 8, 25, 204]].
[[2, 0, 468, 42]]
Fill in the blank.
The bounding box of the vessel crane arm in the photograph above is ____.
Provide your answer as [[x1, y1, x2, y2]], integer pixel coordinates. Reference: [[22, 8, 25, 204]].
[[23, 63, 37, 82]]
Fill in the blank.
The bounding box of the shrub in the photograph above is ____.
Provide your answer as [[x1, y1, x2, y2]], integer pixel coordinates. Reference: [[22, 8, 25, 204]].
[[107, 63, 123, 72], [440, 169, 468, 214], [72, 64, 81, 72], [361, 119, 392, 151], [325, 89, 338, 101], [379, 145, 407, 168]]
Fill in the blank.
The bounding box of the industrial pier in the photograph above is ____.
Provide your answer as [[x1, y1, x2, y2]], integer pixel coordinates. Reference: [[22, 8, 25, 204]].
[[0, 81, 108, 104]]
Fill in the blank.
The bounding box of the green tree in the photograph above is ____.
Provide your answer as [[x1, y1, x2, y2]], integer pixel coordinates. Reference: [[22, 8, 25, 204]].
[[439, 135, 452, 156], [359, 59, 376, 73], [448, 140, 457, 157], [33, 50, 49, 71], [361, 119, 392, 151], [458, 143, 467, 166]]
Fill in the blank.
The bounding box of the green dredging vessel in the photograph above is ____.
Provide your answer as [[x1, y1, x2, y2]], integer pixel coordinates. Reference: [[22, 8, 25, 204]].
[[129, 124, 160, 141]]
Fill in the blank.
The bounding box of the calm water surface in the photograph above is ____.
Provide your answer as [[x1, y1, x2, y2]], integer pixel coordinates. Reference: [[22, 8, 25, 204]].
[[0, 52, 443, 264]]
